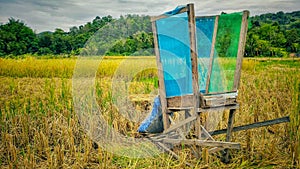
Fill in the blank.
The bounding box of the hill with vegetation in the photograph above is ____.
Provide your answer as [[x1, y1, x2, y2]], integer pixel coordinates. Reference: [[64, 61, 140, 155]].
[[0, 10, 299, 57], [246, 11, 300, 57]]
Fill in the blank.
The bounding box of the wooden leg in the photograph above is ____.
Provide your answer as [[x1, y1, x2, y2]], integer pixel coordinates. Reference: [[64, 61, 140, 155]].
[[196, 112, 202, 139], [162, 107, 170, 131], [185, 109, 191, 118], [184, 110, 191, 133], [224, 109, 236, 162], [195, 112, 202, 159]]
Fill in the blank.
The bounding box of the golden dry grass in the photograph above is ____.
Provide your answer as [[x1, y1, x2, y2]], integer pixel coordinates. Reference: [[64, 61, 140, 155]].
[[0, 56, 299, 168]]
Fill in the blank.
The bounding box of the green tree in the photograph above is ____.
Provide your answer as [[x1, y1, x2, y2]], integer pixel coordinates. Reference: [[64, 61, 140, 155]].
[[37, 31, 53, 55], [50, 28, 71, 54], [105, 31, 153, 56], [246, 32, 260, 56], [286, 29, 300, 53], [0, 18, 37, 56]]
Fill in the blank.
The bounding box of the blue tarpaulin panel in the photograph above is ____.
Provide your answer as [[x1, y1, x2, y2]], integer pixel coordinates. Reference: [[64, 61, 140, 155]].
[[138, 97, 163, 133], [196, 16, 215, 93], [156, 12, 193, 98]]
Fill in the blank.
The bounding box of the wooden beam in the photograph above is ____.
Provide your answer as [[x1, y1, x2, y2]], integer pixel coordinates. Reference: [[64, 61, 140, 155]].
[[200, 125, 214, 141], [167, 96, 238, 109], [224, 109, 236, 162], [203, 91, 237, 96], [225, 109, 236, 142], [163, 139, 241, 149], [187, 3, 200, 111], [151, 21, 170, 130], [184, 109, 191, 132], [164, 116, 197, 134], [196, 115, 202, 139], [198, 104, 239, 112], [205, 15, 219, 94], [209, 116, 290, 136], [167, 92, 238, 108], [167, 95, 194, 108], [233, 10, 250, 91]]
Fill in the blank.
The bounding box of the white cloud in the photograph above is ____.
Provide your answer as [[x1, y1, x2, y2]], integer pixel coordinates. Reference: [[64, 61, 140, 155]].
[[0, 0, 299, 33]]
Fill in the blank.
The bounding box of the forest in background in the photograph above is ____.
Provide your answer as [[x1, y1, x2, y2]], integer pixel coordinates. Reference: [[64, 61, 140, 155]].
[[0, 10, 299, 57]]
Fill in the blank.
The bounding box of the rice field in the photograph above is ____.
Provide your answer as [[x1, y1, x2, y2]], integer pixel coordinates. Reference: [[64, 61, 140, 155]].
[[0, 56, 299, 168]]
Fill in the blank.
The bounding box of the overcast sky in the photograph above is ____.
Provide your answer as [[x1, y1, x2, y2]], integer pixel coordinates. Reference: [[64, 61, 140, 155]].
[[0, 0, 299, 33]]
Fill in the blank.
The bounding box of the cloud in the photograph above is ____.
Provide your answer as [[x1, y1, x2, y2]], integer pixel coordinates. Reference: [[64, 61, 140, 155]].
[[0, 0, 299, 33]]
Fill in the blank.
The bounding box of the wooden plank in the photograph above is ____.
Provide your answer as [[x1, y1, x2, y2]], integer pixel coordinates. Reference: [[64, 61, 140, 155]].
[[168, 107, 194, 111], [203, 90, 237, 96], [168, 98, 239, 112], [203, 91, 237, 98], [167, 94, 237, 109], [166, 92, 238, 108], [198, 104, 239, 112], [167, 95, 194, 108], [233, 10, 250, 90], [164, 116, 197, 134], [200, 125, 214, 141], [163, 139, 241, 149], [151, 21, 170, 130], [203, 92, 237, 107], [204, 97, 236, 107], [205, 15, 219, 94], [209, 116, 290, 136], [145, 131, 180, 142]]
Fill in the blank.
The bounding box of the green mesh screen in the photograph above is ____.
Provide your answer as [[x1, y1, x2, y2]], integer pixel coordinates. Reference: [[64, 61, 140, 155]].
[[208, 12, 243, 93], [156, 12, 193, 98]]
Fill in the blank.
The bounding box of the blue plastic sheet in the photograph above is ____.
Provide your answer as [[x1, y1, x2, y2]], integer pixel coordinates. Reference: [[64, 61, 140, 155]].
[[156, 12, 193, 98], [138, 96, 163, 133], [164, 5, 186, 16], [196, 16, 215, 93]]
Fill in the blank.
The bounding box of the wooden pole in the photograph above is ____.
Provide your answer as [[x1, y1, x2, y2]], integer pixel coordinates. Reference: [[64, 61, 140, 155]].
[[233, 11, 249, 91], [205, 15, 219, 94], [187, 3, 201, 140], [209, 116, 290, 136], [151, 20, 170, 130], [224, 109, 236, 162], [163, 139, 241, 149], [187, 3, 199, 109]]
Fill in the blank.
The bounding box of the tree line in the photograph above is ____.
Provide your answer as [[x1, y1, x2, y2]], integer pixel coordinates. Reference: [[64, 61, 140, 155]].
[[0, 11, 299, 57], [0, 15, 153, 57], [246, 11, 300, 57]]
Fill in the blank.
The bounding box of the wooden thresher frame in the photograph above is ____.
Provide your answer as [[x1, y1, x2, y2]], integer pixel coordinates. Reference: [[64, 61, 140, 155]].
[[148, 3, 290, 163]]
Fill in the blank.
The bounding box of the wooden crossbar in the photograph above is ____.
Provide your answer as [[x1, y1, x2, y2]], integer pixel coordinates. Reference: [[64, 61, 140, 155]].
[[209, 116, 290, 136], [163, 139, 241, 149], [163, 116, 197, 134], [198, 104, 239, 112]]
